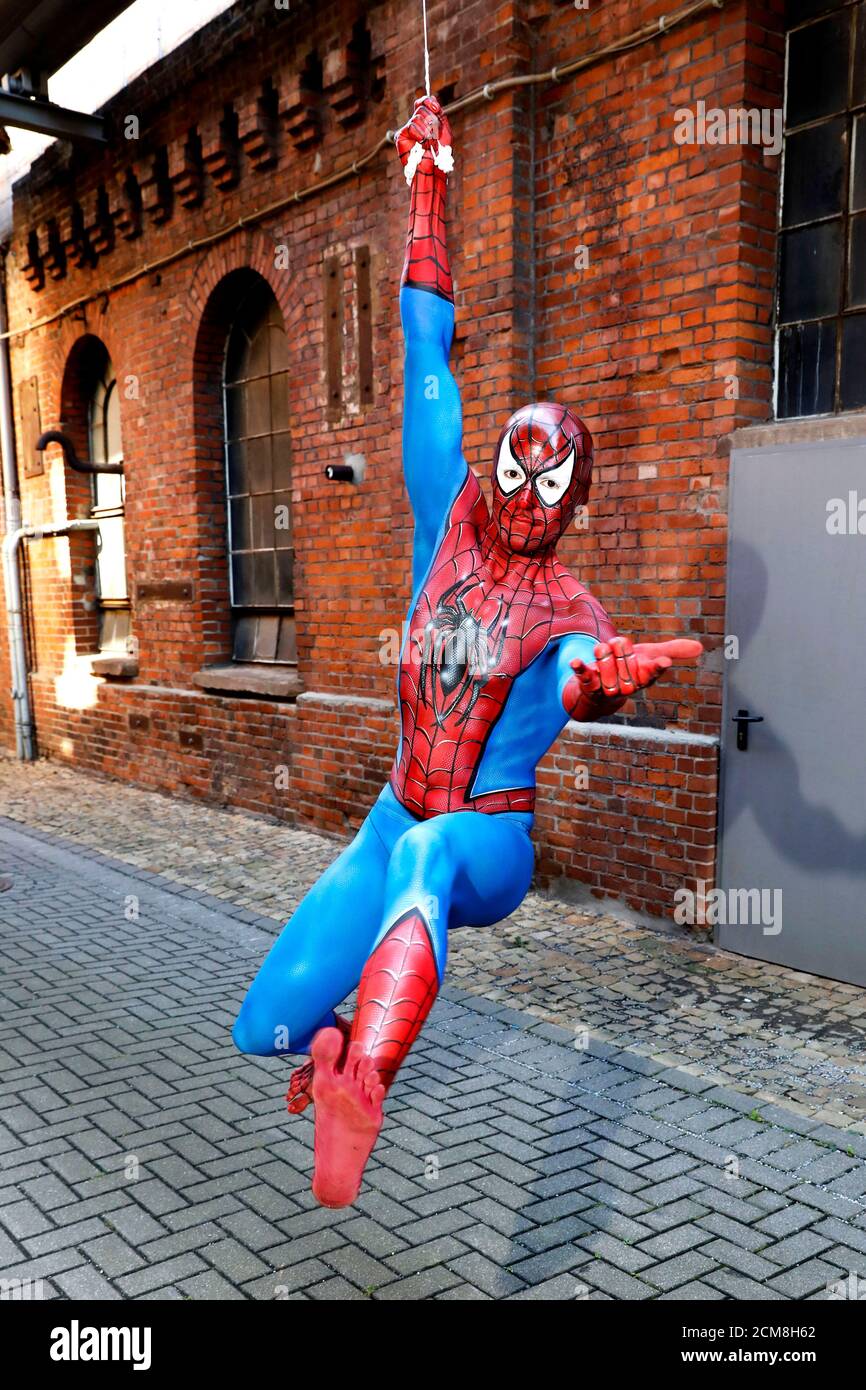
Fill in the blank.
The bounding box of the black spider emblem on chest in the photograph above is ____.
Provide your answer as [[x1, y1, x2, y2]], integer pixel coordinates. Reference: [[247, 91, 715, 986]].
[[418, 577, 509, 727]]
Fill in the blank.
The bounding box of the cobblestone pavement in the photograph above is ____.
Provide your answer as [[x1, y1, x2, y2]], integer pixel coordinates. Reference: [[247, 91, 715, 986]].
[[1, 759, 866, 1301]]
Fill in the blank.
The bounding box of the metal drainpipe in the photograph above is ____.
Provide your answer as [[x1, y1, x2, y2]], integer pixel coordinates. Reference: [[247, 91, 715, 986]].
[[0, 246, 29, 758], [0, 251, 102, 758]]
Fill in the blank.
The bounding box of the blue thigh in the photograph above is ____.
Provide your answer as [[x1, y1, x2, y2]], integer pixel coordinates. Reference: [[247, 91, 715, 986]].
[[232, 812, 390, 1056], [375, 808, 535, 980]]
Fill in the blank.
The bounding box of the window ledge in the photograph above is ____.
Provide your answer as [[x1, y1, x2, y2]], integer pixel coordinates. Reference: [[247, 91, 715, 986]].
[[90, 654, 139, 679], [728, 410, 866, 451], [192, 664, 303, 700]]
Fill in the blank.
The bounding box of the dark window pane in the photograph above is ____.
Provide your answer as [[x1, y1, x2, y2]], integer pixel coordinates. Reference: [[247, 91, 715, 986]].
[[777, 319, 837, 416], [225, 384, 245, 440], [232, 615, 256, 661], [270, 372, 290, 432], [246, 435, 271, 494], [269, 321, 289, 373], [849, 213, 866, 305], [246, 376, 270, 436], [855, 2, 866, 104], [276, 549, 294, 604], [786, 12, 851, 126], [853, 115, 866, 214], [230, 496, 250, 550], [231, 552, 255, 606], [786, 0, 846, 26], [253, 615, 279, 661], [840, 313, 866, 408], [252, 551, 276, 605], [778, 220, 843, 321], [251, 493, 276, 549], [782, 119, 846, 226], [226, 440, 246, 495], [245, 318, 270, 379], [277, 616, 297, 663], [272, 433, 292, 489]]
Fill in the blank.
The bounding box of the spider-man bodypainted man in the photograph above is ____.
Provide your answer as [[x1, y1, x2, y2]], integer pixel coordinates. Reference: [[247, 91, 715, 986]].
[[233, 96, 702, 1207]]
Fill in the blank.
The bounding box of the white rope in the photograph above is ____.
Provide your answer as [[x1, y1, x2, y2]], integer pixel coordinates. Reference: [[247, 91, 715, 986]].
[[422, 0, 431, 95]]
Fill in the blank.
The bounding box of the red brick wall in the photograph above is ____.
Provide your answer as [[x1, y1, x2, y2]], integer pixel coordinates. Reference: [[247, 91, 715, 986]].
[[0, 0, 788, 920]]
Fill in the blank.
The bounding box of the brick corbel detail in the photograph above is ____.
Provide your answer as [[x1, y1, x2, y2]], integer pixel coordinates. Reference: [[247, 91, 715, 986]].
[[201, 107, 241, 190], [58, 204, 92, 271], [41, 220, 66, 281], [280, 69, 322, 149], [136, 149, 172, 225], [114, 171, 143, 241], [323, 43, 366, 128], [168, 130, 204, 208], [238, 80, 280, 170]]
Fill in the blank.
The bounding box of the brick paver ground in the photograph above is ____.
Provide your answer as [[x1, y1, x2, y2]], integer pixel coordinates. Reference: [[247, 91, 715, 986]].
[[1, 759, 865, 1301]]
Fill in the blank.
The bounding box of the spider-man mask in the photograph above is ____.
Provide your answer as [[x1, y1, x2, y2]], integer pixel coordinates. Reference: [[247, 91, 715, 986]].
[[491, 403, 593, 555]]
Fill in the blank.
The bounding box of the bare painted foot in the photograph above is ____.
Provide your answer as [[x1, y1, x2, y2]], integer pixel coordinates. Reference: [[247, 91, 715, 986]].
[[286, 1015, 350, 1115], [310, 1031, 385, 1208]]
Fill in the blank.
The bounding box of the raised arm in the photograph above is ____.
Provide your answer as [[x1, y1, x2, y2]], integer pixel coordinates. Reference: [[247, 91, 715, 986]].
[[396, 96, 470, 585]]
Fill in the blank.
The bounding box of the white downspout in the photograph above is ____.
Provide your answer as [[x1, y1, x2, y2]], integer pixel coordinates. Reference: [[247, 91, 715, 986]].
[[0, 248, 29, 758], [0, 251, 102, 758]]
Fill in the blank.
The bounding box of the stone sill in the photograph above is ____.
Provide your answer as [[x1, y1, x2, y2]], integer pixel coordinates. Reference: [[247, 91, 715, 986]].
[[566, 720, 719, 747], [89, 655, 139, 679], [192, 664, 302, 701], [729, 410, 866, 451]]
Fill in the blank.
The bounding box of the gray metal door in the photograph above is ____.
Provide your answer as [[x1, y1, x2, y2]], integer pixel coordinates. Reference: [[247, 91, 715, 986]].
[[718, 437, 866, 985]]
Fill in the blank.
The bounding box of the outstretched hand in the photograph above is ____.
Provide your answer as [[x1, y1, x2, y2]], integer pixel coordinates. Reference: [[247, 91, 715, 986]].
[[570, 636, 703, 701], [395, 94, 454, 181]]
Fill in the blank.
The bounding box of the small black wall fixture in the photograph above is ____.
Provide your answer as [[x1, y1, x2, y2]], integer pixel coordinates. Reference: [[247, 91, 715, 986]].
[[323, 452, 366, 484], [36, 429, 124, 475]]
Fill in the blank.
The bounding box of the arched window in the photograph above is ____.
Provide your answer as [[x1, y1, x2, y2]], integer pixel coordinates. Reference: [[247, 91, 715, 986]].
[[222, 280, 295, 663], [87, 352, 130, 653]]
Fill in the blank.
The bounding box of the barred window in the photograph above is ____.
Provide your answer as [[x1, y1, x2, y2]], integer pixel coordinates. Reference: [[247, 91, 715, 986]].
[[776, 0, 866, 416], [222, 281, 296, 664]]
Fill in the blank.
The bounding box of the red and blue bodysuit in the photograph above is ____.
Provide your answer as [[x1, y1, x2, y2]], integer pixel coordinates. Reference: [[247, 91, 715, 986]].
[[232, 97, 702, 1207]]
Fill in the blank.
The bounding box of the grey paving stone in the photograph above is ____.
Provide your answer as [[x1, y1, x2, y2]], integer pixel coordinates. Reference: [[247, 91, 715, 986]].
[[118, 1253, 208, 1296], [637, 1224, 713, 1261], [577, 1231, 656, 1273], [699, 1239, 778, 1281], [754, 1203, 821, 1240], [641, 1249, 718, 1291], [446, 1251, 524, 1298], [179, 1269, 249, 1300], [658, 1280, 726, 1300], [761, 1230, 834, 1268], [705, 1268, 786, 1300], [322, 1245, 400, 1293], [509, 1244, 590, 1284], [767, 1258, 843, 1299], [55, 1264, 121, 1300], [580, 1261, 655, 1300], [694, 1212, 772, 1252], [81, 1232, 144, 1277]]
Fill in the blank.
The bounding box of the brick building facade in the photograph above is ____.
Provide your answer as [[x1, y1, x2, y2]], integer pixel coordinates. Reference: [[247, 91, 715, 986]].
[[0, 0, 790, 919]]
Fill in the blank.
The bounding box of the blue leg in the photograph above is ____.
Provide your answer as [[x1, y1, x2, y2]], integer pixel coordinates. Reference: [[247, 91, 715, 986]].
[[374, 809, 535, 980], [232, 812, 390, 1057]]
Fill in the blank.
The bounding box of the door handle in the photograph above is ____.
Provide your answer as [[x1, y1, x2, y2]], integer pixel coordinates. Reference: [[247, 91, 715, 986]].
[[732, 708, 764, 751]]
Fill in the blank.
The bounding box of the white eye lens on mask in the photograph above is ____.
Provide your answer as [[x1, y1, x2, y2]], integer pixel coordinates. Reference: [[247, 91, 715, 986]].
[[496, 436, 527, 496], [533, 447, 575, 506]]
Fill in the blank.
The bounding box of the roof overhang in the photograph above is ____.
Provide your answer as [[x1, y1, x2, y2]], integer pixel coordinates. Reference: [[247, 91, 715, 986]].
[[0, 0, 135, 142]]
